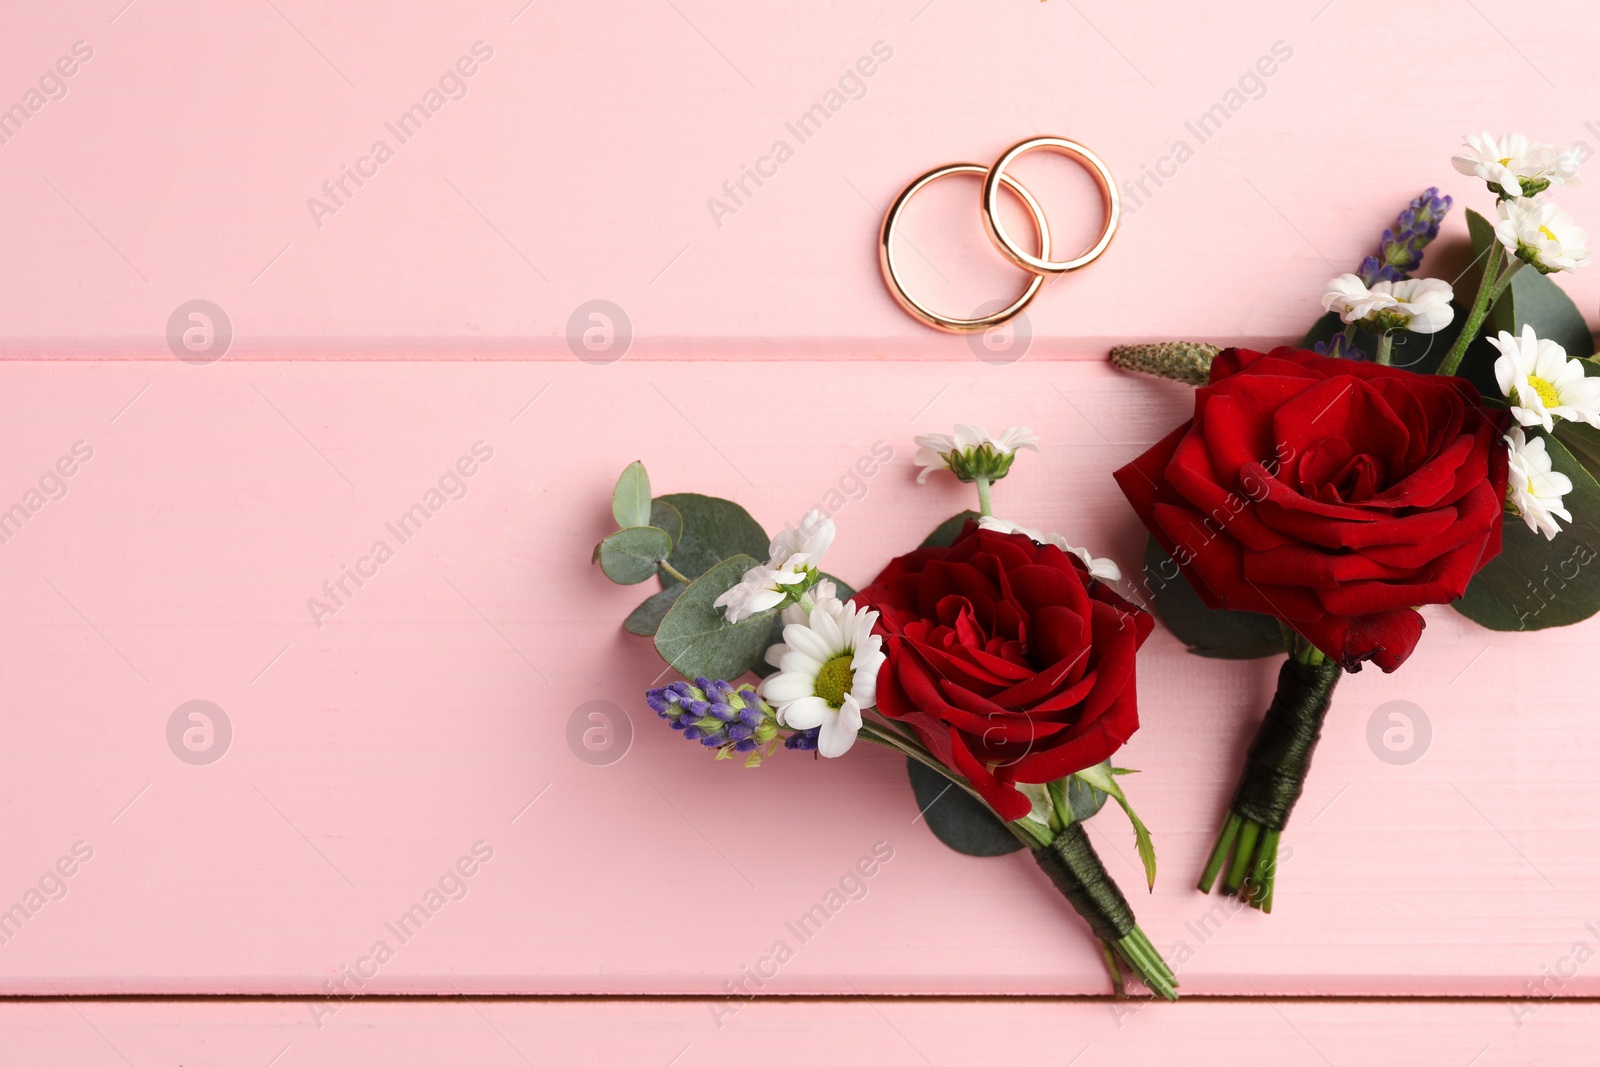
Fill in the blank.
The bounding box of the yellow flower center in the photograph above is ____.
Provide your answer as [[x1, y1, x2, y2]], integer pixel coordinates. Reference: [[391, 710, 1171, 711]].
[[1525, 375, 1562, 408], [1539, 225, 1560, 243], [1499, 156, 1514, 166], [814, 654, 855, 709]]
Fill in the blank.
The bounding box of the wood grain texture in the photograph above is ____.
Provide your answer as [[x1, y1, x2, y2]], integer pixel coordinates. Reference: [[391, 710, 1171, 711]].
[[2, 998, 1594, 1066], [2, 359, 1595, 996], [0, 0, 1596, 356]]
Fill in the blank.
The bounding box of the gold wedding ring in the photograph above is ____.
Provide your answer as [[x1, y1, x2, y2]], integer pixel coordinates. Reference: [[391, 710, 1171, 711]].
[[879, 163, 1051, 334], [877, 137, 1119, 333], [982, 137, 1119, 275]]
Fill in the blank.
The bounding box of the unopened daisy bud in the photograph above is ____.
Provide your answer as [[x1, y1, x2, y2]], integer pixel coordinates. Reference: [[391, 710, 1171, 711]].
[[913, 424, 1040, 485], [1108, 342, 1219, 386]]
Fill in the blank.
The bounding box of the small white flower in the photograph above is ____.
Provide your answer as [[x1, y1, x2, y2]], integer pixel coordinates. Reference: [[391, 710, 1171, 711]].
[[1322, 274, 1397, 324], [977, 515, 1122, 582], [713, 509, 835, 623], [1489, 326, 1600, 432], [1321, 275, 1455, 334], [759, 597, 885, 758], [1495, 197, 1591, 274], [1452, 131, 1581, 198], [913, 424, 1039, 484], [1384, 277, 1455, 334], [1504, 427, 1573, 540]]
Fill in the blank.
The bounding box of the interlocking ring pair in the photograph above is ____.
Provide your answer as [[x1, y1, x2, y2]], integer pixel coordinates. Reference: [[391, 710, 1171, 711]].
[[878, 137, 1120, 333]]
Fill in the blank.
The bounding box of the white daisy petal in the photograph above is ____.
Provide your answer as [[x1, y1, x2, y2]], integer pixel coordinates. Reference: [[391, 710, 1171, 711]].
[[1490, 326, 1600, 433], [1497, 196, 1590, 275], [1504, 427, 1574, 540], [816, 695, 863, 758], [777, 695, 830, 730], [761, 671, 817, 704]]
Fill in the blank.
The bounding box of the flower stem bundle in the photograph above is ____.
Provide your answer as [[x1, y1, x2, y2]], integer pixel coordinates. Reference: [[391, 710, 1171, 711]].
[[593, 428, 1179, 1000], [1113, 129, 1600, 913]]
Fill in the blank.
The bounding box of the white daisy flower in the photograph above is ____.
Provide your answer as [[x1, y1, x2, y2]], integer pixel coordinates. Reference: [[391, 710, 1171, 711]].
[[913, 424, 1039, 484], [1321, 275, 1454, 334], [1452, 132, 1581, 198], [1495, 197, 1591, 274], [1489, 326, 1600, 432], [759, 597, 884, 758], [1322, 274, 1397, 325], [977, 515, 1122, 582], [1384, 277, 1455, 334], [1504, 427, 1573, 540], [713, 509, 835, 623]]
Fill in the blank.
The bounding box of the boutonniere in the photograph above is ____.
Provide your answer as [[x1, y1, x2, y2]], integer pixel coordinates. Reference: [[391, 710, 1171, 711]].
[[1111, 130, 1598, 910], [593, 427, 1177, 999]]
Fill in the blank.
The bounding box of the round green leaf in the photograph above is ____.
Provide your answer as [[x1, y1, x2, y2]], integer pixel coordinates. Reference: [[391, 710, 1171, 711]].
[[906, 757, 1022, 857], [612, 461, 652, 529], [649, 498, 683, 549], [1064, 770, 1110, 822], [597, 526, 673, 585], [654, 493, 767, 586], [1454, 433, 1600, 630], [921, 510, 980, 548], [1143, 537, 1283, 659], [655, 554, 776, 680], [623, 584, 684, 636]]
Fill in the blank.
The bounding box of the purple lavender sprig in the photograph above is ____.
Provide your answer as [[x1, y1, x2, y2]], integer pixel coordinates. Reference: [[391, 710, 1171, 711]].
[[1312, 332, 1363, 359], [646, 678, 785, 766], [1358, 187, 1453, 285]]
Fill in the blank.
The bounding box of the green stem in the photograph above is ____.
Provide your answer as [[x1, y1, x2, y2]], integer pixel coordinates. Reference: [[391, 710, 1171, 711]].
[[658, 560, 692, 585], [1248, 829, 1281, 912], [1438, 239, 1503, 376], [1099, 940, 1127, 998], [1374, 331, 1394, 366], [856, 720, 1035, 844], [1490, 258, 1527, 302], [974, 476, 993, 517], [1223, 821, 1260, 895], [1197, 811, 1242, 892]]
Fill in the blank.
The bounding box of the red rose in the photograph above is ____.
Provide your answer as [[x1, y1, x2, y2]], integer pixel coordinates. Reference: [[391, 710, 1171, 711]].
[[857, 525, 1153, 822], [1115, 346, 1509, 673]]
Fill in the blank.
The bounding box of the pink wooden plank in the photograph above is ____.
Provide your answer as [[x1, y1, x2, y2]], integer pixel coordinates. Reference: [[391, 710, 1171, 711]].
[[3, 997, 1593, 1065], [0, 359, 1595, 995], [0, 1, 1596, 356]]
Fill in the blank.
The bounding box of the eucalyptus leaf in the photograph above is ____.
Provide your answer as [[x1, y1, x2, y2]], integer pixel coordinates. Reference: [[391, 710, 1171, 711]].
[[1142, 537, 1283, 658], [905, 757, 1022, 857], [611, 461, 652, 529], [655, 554, 777, 680], [654, 493, 768, 586], [922, 510, 981, 548], [649, 498, 683, 549], [1557, 420, 1600, 483], [1064, 768, 1110, 822], [623, 583, 685, 636], [596, 526, 673, 585], [1453, 433, 1600, 631]]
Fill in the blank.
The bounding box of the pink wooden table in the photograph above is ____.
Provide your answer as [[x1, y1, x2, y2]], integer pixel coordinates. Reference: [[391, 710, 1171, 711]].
[[4, 0, 1598, 1060]]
